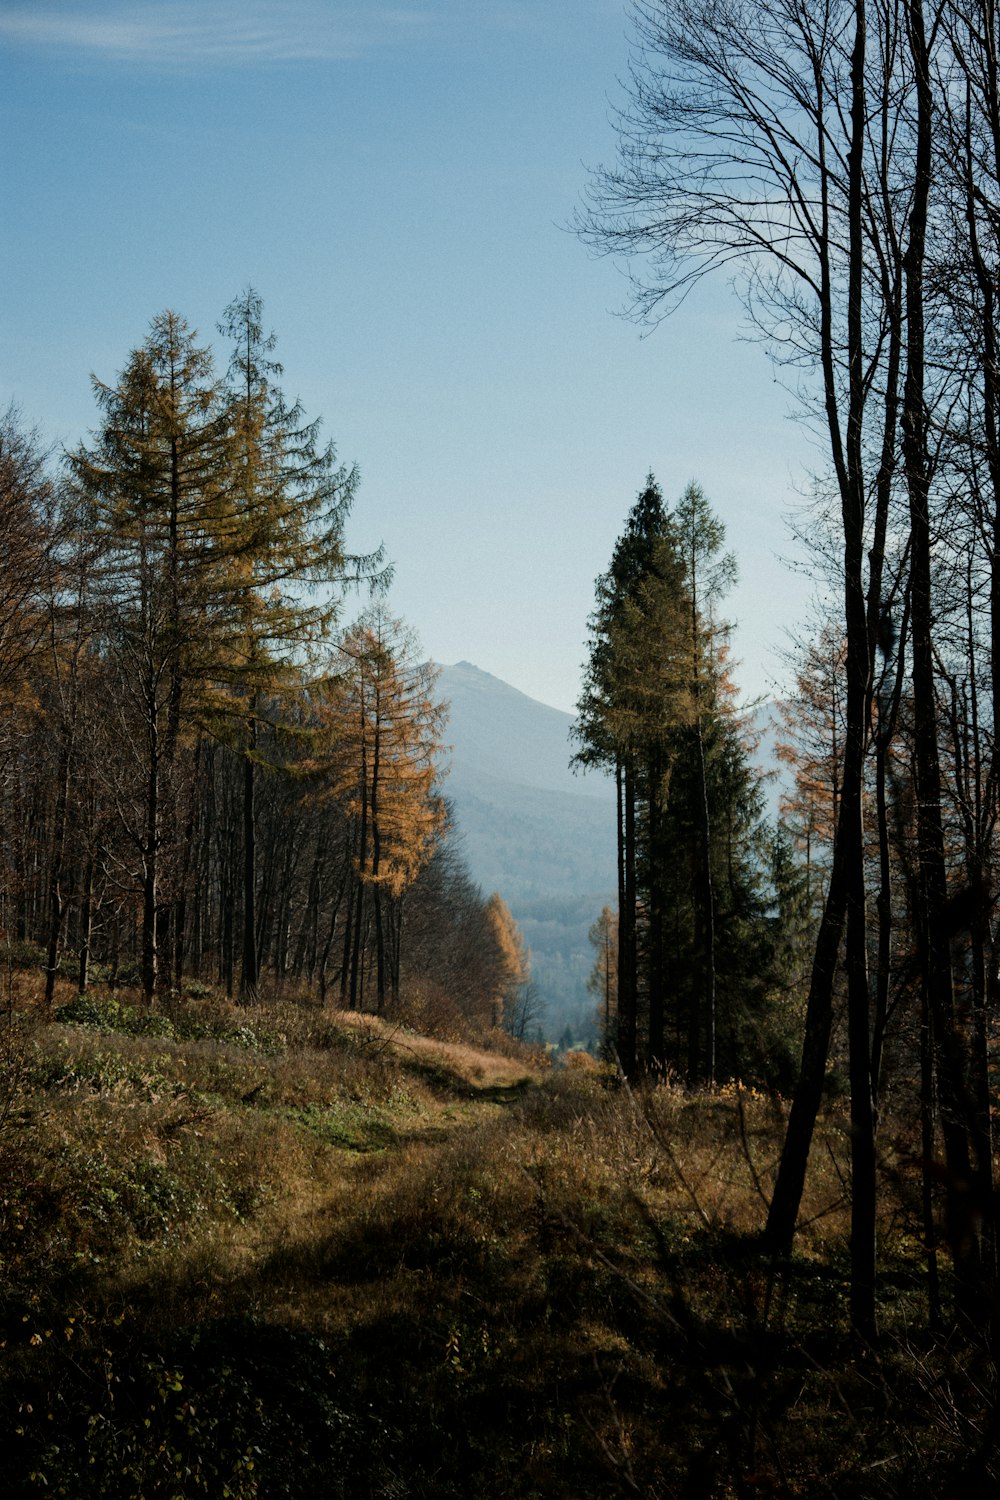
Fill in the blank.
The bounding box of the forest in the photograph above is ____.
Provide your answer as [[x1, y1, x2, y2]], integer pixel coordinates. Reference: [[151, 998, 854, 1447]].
[[0, 291, 533, 1041], [4, 0, 1000, 1493]]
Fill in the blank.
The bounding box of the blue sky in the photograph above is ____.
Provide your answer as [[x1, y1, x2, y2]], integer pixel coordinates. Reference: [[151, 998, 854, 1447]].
[[1, 0, 815, 713]]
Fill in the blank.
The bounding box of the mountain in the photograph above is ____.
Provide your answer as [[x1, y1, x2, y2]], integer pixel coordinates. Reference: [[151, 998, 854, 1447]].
[[438, 661, 606, 800], [436, 662, 617, 1043]]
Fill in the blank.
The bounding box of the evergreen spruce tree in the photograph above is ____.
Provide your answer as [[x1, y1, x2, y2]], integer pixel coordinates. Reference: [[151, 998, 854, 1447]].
[[576, 476, 783, 1083], [575, 474, 691, 1076]]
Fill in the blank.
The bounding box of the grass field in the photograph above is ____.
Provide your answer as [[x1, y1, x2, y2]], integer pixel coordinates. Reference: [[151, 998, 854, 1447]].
[[0, 972, 995, 1496]]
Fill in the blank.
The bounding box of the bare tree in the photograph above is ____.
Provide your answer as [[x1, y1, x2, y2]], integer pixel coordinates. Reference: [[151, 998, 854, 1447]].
[[578, 0, 920, 1337]]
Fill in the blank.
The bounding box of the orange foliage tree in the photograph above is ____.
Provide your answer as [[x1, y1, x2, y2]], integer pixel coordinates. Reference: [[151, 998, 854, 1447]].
[[317, 608, 447, 1013]]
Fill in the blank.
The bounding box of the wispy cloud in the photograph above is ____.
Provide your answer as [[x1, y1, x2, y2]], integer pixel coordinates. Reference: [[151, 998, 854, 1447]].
[[0, 2, 435, 66]]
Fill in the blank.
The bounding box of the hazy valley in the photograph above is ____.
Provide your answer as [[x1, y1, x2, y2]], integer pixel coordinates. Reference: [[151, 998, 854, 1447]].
[[437, 661, 616, 1045]]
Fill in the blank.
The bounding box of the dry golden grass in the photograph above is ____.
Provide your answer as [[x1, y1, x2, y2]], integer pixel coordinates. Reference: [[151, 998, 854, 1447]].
[[325, 1005, 545, 1087], [0, 981, 992, 1498]]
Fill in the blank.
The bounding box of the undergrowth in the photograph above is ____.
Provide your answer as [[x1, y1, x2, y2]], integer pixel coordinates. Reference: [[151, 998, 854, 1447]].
[[0, 979, 996, 1496]]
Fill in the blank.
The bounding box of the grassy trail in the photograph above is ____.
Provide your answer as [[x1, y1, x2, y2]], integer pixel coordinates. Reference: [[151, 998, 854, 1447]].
[[1, 985, 993, 1496]]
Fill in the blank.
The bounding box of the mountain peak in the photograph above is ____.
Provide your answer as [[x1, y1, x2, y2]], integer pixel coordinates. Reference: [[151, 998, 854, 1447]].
[[437, 660, 612, 802], [440, 660, 563, 714]]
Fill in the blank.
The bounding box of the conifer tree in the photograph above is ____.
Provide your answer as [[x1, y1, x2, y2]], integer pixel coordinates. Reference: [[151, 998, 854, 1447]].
[[672, 481, 737, 1084], [317, 608, 446, 1012], [576, 476, 777, 1082], [575, 474, 692, 1076], [484, 891, 532, 1031], [69, 312, 236, 1000], [217, 288, 382, 1002], [587, 904, 618, 1048]]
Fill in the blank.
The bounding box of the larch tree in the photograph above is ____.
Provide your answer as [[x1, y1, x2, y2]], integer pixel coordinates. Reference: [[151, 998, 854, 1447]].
[[37, 489, 103, 1008], [216, 287, 381, 1003], [484, 891, 532, 1032], [0, 408, 56, 950], [776, 622, 850, 918], [68, 312, 236, 1002], [587, 903, 619, 1049], [317, 608, 447, 1013], [0, 407, 53, 727]]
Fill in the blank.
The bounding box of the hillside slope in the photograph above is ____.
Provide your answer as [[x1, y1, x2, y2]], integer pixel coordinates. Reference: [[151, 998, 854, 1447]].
[[1, 982, 958, 1499]]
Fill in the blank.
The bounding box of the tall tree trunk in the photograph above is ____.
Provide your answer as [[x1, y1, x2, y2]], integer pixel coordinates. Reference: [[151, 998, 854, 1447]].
[[220, 819, 235, 999], [921, 982, 943, 1328], [904, 0, 981, 1319], [647, 750, 666, 1070], [765, 835, 847, 1255], [841, 0, 877, 1343], [321, 865, 349, 1007], [958, 12, 1000, 1307], [77, 853, 94, 995], [349, 816, 368, 1013], [371, 698, 386, 1013], [766, 3, 879, 1345], [44, 734, 73, 1010], [618, 756, 638, 1078], [142, 716, 160, 1004], [240, 705, 259, 1003], [295, 840, 326, 979], [695, 714, 716, 1087], [615, 761, 626, 1060]]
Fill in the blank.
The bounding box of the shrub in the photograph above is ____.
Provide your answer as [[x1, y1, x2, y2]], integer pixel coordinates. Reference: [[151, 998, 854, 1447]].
[[54, 995, 283, 1054]]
